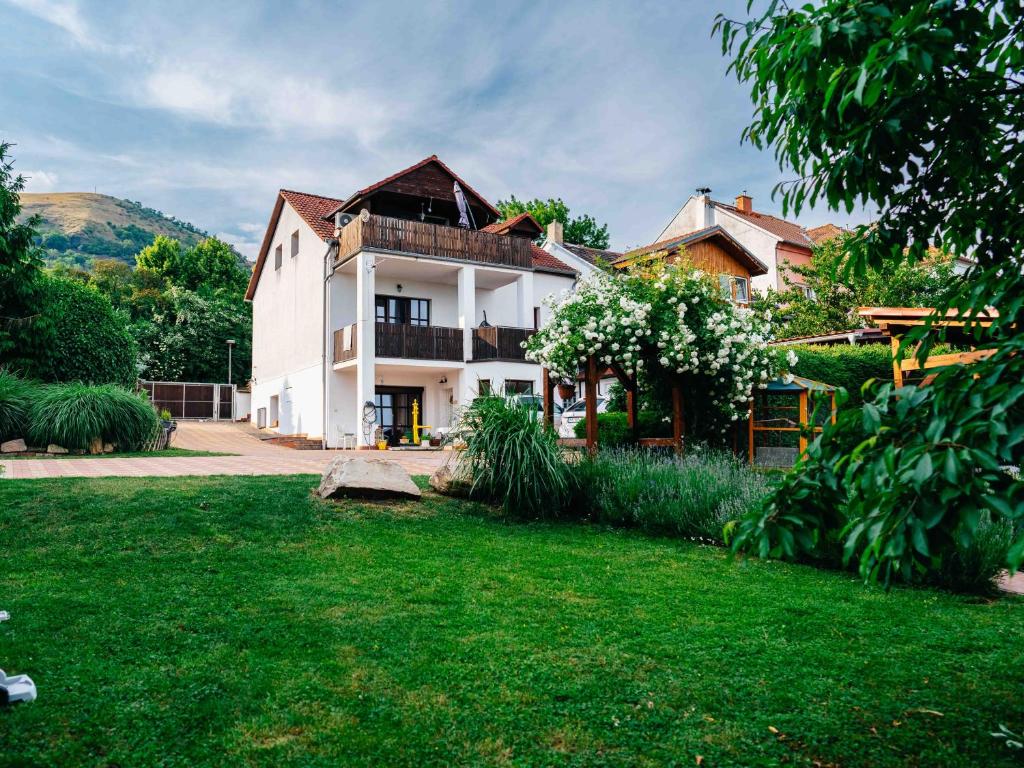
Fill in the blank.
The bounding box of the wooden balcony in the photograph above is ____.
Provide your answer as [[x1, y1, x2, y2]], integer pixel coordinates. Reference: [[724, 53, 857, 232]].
[[333, 322, 463, 363], [336, 213, 533, 270], [472, 326, 535, 361]]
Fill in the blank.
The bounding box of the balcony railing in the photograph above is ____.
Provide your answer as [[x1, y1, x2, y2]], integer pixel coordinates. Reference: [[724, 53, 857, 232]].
[[336, 214, 533, 270], [472, 326, 535, 361], [333, 322, 463, 363]]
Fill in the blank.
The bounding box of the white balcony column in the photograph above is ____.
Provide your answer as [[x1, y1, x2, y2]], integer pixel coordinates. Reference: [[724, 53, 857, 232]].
[[355, 250, 376, 446], [457, 265, 476, 361], [516, 271, 534, 328]]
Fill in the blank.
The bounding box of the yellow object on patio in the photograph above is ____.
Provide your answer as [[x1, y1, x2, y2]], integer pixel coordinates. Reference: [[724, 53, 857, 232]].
[[411, 399, 432, 446]]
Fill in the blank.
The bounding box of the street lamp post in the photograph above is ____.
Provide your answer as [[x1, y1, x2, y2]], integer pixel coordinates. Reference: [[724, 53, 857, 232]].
[[226, 339, 235, 385]]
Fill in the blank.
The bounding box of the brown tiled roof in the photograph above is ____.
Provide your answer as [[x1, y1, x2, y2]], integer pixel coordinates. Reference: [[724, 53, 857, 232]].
[[245, 189, 345, 300], [807, 223, 849, 244], [481, 211, 542, 236], [560, 243, 622, 266], [325, 155, 501, 220], [619, 225, 769, 276], [713, 200, 813, 247], [531, 244, 576, 275]]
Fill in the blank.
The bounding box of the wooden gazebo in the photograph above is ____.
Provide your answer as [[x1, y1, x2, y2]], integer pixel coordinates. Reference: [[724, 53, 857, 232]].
[[541, 357, 685, 454], [858, 307, 998, 386]]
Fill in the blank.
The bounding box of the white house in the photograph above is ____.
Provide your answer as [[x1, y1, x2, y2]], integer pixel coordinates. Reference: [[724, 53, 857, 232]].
[[245, 156, 579, 448], [655, 191, 816, 295]]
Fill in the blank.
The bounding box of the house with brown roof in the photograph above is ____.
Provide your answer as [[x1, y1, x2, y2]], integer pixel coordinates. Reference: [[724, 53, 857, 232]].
[[245, 155, 578, 447], [654, 191, 816, 295]]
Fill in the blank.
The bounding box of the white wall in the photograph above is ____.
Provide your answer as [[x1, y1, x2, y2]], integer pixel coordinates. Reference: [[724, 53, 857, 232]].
[[250, 201, 328, 436]]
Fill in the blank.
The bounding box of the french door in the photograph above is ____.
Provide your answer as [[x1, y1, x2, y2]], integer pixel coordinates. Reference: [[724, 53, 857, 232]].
[[374, 387, 424, 445]]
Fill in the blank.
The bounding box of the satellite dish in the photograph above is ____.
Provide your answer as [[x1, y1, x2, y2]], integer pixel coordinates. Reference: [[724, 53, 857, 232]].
[[359, 208, 371, 222]]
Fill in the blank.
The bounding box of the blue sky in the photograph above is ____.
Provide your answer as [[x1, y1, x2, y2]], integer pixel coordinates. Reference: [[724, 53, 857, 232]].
[[1, 0, 871, 258]]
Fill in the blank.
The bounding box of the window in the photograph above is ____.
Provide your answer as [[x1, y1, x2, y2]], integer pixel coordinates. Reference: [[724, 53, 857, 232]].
[[274, 244, 283, 270], [477, 379, 492, 396], [718, 274, 750, 304], [799, 284, 816, 300], [290, 230, 299, 258], [375, 295, 430, 326], [533, 306, 541, 329], [505, 379, 534, 396]]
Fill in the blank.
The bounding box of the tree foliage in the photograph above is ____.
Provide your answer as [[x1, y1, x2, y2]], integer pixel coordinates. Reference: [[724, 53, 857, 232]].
[[759, 234, 958, 339], [495, 195, 611, 249], [717, 0, 1024, 581], [0, 141, 43, 356]]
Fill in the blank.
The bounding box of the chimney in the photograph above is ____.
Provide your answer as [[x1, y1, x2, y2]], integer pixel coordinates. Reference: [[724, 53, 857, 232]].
[[547, 220, 564, 244], [735, 192, 753, 213]]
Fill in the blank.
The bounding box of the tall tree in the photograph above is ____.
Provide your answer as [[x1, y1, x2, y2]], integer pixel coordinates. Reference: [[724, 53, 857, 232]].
[[717, 1, 1024, 581], [495, 195, 611, 249], [0, 142, 43, 356]]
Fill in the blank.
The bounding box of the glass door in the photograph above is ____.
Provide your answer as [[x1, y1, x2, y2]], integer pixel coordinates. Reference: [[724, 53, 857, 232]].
[[374, 387, 424, 445]]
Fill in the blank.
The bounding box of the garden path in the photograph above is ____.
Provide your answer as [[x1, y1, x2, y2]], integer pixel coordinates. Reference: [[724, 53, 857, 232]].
[[0, 422, 447, 480]]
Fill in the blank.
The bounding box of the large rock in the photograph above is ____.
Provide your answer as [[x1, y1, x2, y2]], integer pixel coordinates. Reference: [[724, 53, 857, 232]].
[[1, 438, 27, 453], [317, 456, 421, 501], [428, 459, 471, 496], [47, 444, 69, 455], [89, 438, 103, 455]]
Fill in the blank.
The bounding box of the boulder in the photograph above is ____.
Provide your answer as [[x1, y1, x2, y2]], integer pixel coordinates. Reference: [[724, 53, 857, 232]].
[[1, 438, 27, 454], [103, 443, 115, 454], [46, 444, 68, 455], [317, 456, 421, 501], [428, 460, 471, 496], [89, 438, 103, 455]]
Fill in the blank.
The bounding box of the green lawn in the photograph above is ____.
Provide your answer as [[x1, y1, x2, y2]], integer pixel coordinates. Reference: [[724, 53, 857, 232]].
[[0, 475, 1021, 767], [2, 447, 235, 460]]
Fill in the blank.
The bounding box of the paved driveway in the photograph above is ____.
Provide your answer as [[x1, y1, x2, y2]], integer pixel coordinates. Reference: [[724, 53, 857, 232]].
[[0, 422, 447, 479]]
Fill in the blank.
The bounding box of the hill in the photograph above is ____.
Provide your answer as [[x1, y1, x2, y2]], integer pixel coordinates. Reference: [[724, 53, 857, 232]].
[[20, 192, 214, 267]]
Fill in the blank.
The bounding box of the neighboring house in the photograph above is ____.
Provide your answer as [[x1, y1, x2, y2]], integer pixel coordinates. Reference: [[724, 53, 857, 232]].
[[613, 225, 768, 306], [245, 155, 578, 447], [654, 192, 817, 295], [541, 221, 621, 275]]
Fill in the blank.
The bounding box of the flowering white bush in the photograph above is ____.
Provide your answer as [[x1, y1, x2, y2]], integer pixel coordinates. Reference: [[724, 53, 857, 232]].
[[526, 262, 791, 423]]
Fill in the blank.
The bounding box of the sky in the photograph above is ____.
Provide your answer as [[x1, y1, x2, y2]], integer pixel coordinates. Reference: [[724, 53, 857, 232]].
[[1, 0, 873, 259]]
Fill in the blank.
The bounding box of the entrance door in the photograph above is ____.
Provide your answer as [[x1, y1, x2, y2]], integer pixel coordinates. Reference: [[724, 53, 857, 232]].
[[374, 387, 424, 445]]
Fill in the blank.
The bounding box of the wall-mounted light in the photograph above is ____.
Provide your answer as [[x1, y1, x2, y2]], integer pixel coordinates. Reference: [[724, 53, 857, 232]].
[[396, 283, 403, 293], [439, 376, 448, 384]]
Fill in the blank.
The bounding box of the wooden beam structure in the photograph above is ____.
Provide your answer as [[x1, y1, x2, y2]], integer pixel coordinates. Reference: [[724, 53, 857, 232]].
[[671, 384, 684, 455], [541, 367, 555, 430], [584, 356, 599, 455]]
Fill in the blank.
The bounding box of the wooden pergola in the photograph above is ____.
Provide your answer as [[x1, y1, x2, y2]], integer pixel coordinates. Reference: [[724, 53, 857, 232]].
[[748, 376, 836, 466], [541, 356, 685, 454], [857, 307, 999, 386]]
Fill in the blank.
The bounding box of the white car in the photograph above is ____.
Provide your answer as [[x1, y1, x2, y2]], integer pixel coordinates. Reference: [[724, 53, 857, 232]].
[[557, 396, 608, 438]]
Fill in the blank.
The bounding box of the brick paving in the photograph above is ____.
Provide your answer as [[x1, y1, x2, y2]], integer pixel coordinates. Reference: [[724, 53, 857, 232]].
[[0, 422, 447, 480]]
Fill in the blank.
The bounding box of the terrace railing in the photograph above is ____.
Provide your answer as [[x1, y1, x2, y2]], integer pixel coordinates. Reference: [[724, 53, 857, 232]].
[[333, 322, 463, 363], [471, 326, 535, 361]]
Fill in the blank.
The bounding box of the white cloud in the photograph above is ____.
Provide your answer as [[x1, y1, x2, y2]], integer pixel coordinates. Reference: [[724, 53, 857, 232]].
[[23, 169, 59, 192], [5, 0, 125, 53]]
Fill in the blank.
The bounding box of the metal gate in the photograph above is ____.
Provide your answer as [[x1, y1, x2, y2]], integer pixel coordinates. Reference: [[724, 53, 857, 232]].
[[140, 381, 235, 421]]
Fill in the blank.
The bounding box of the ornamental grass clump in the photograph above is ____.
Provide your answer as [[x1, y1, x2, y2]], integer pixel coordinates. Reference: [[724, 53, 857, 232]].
[[0, 368, 34, 443], [568, 447, 773, 541], [29, 383, 159, 451], [453, 395, 569, 518]]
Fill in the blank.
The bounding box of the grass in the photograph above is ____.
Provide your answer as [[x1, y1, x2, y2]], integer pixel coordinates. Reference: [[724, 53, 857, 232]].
[[1, 447, 236, 460], [0, 475, 1022, 767]]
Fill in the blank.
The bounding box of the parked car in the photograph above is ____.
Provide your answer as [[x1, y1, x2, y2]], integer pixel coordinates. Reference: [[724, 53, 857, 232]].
[[557, 396, 608, 438], [515, 394, 564, 426]]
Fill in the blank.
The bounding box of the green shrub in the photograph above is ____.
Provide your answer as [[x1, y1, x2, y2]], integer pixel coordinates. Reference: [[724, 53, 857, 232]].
[[786, 343, 893, 403], [928, 516, 1014, 596], [454, 396, 570, 517], [568, 448, 773, 540], [573, 411, 673, 446], [16, 275, 138, 387], [0, 369, 34, 442], [29, 383, 158, 450]]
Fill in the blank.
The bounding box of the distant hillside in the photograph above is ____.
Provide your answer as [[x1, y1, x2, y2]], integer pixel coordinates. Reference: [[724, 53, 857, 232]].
[[19, 192, 218, 267]]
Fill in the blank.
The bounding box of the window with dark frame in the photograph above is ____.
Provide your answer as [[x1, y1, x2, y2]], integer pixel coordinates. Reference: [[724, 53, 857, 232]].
[[375, 295, 430, 326], [478, 379, 492, 396], [533, 306, 540, 329], [504, 379, 534, 396]]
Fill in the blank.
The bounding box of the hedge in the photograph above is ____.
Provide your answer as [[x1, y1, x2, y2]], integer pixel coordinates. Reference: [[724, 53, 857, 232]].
[[786, 343, 893, 403]]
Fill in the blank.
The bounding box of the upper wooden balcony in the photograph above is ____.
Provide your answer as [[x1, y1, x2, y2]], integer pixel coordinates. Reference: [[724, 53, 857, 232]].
[[335, 214, 533, 270]]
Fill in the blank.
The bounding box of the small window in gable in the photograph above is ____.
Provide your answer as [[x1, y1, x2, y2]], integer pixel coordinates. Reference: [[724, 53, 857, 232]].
[[274, 244, 283, 270], [291, 230, 299, 258]]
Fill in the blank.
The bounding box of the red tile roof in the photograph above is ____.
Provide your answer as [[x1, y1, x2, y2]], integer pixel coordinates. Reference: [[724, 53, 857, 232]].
[[807, 223, 849, 244], [480, 211, 542, 236], [244, 189, 345, 300], [620, 225, 769, 275], [713, 200, 813, 248], [531, 244, 576, 275]]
